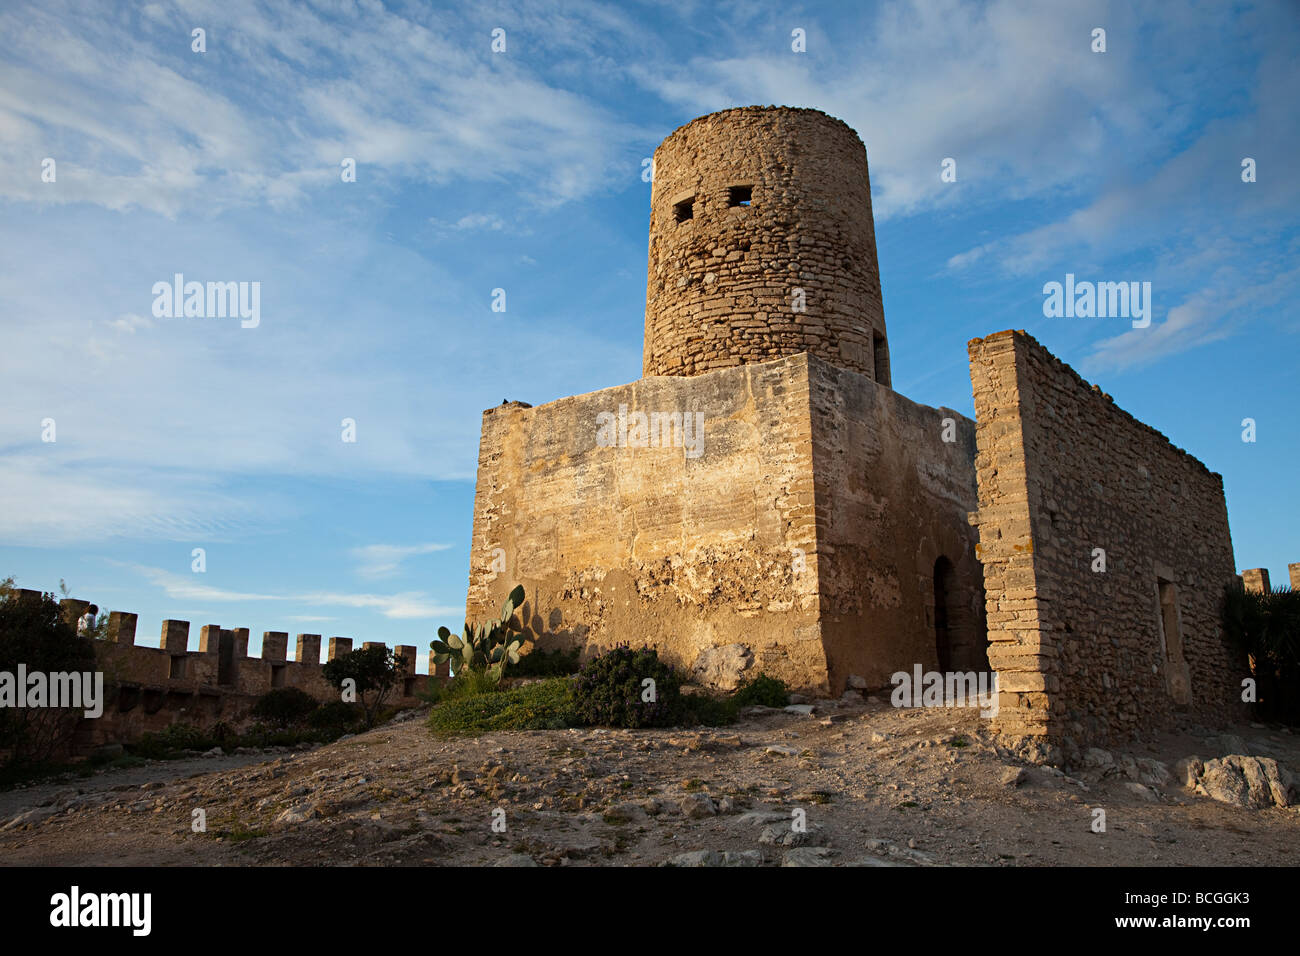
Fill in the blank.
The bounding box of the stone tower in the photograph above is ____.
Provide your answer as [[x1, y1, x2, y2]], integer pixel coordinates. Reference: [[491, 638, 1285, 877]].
[[643, 106, 890, 384]]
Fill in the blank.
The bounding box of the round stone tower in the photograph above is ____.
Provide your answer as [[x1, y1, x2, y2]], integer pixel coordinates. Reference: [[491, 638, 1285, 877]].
[[643, 106, 889, 384]]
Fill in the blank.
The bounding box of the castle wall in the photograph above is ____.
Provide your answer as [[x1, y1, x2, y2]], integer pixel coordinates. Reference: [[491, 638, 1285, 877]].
[[969, 330, 1244, 745], [0, 592, 444, 754], [466, 351, 986, 696], [465, 355, 828, 691], [807, 356, 984, 691], [643, 107, 888, 383]]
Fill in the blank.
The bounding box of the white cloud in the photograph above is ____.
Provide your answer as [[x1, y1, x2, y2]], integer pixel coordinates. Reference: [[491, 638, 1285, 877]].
[[1082, 264, 1300, 373], [0, 456, 270, 547], [352, 543, 454, 579], [105, 313, 154, 334], [628, 0, 1147, 221], [125, 564, 459, 621], [0, 0, 648, 216]]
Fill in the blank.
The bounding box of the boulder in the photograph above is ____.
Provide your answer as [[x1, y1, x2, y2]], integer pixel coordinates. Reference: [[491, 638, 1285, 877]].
[[679, 793, 717, 819], [690, 644, 753, 691], [1196, 756, 1294, 809]]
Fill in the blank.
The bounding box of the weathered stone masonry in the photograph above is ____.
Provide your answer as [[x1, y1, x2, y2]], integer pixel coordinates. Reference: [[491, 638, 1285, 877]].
[[464, 105, 1249, 749], [969, 331, 1245, 744], [644, 107, 889, 383], [465, 349, 983, 696], [7, 590, 445, 754]]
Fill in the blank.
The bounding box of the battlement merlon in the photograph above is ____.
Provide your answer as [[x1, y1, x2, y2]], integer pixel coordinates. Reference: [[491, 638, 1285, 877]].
[[1241, 568, 1270, 593], [296, 633, 322, 664]]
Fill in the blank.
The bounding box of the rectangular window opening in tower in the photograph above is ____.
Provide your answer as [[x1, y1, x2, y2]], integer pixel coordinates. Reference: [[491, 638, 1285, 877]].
[[728, 185, 752, 207], [872, 330, 891, 386], [673, 197, 695, 222]]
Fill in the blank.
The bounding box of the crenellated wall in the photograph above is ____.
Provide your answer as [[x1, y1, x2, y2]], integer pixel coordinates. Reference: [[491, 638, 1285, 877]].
[[3, 589, 449, 754]]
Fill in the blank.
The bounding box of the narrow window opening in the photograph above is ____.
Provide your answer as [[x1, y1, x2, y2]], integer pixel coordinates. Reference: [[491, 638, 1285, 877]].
[[872, 331, 891, 386], [169, 655, 187, 680], [271, 664, 287, 688], [673, 197, 694, 222], [728, 185, 752, 207]]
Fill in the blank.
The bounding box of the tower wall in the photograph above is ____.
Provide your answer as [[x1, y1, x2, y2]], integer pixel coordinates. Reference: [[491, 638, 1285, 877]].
[[643, 107, 888, 382]]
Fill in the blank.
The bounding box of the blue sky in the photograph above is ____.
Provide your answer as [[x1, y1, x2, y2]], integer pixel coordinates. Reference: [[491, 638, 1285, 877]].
[[1, 0, 1296, 669]]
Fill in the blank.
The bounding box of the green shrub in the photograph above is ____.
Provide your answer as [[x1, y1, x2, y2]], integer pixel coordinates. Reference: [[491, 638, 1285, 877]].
[[0, 587, 98, 768], [450, 669, 502, 698], [250, 687, 319, 727], [511, 646, 582, 678], [571, 646, 685, 728], [128, 722, 216, 759], [307, 700, 363, 730], [321, 645, 406, 727], [732, 672, 789, 708], [1224, 582, 1300, 723], [428, 678, 577, 734]]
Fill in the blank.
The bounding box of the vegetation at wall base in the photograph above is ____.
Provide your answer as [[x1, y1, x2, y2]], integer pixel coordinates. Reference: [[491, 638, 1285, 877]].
[[571, 645, 685, 728], [732, 672, 790, 708], [424, 644, 792, 733], [250, 686, 320, 727], [0, 585, 98, 770], [1223, 582, 1300, 724], [510, 646, 582, 678], [321, 644, 406, 727], [431, 584, 528, 683], [427, 678, 578, 733]]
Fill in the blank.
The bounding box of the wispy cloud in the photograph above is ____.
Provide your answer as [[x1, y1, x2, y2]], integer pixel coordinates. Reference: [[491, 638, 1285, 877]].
[[127, 564, 459, 621], [0, 0, 648, 217], [351, 543, 454, 579], [1082, 263, 1300, 373]]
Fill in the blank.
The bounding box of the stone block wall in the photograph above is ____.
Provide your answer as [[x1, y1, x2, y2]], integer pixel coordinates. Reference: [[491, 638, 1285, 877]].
[[643, 107, 889, 383], [968, 330, 1244, 745], [1, 588, 439, 753], [466, 352, 986, 694], [466, 354, 827, 691], [807, 356, 985, 690]]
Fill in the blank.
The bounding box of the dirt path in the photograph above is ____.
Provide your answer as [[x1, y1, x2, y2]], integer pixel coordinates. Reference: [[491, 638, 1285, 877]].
[[2, 699, 1296, 866]]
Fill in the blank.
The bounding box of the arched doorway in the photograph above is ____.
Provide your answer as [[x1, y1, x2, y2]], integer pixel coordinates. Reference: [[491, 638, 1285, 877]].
[[933, 555, 990, 673]]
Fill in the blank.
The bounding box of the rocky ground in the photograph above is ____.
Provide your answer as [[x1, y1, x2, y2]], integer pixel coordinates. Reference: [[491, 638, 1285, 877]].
[[2, 694, 1297, 867]]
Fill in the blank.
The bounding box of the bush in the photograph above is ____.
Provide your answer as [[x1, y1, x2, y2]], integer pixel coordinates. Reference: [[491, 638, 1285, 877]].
[[428, 678, 577, 734], [511, 646, 582, 678], [321, 645, 406, 727], [308, 700, 363, 730], [128, 722, 215, 759], [250, 687, 319, 727], [1224, 582, 1300, 723], [732, 672, 790, 708], [571, 646, 685, 729], [0, 588, 99, 768]]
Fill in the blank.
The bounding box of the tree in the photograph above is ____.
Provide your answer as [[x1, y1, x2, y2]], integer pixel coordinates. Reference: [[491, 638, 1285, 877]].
[[0, 588, 98, 768], [320, 645, 407, 727]]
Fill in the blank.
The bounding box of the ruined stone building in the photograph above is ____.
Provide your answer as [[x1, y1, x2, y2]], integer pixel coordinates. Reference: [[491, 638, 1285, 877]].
[[466, 106, 1250, 747]]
